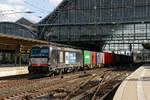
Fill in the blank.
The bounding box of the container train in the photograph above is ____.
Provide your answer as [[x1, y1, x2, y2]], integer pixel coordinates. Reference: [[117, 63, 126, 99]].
[[28, 45, 133, 75]]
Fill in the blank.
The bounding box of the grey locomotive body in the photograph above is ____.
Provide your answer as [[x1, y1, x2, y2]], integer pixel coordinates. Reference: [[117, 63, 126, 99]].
[[28, 45, 83, 75]]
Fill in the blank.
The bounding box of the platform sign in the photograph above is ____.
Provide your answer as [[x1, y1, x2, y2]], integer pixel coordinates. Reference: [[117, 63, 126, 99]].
[[129, 44, 132, 51], [18, 44, 23, 52]]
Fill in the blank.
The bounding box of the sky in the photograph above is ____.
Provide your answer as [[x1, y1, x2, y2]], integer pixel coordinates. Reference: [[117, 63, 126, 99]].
[[0, 0, 63, 23]]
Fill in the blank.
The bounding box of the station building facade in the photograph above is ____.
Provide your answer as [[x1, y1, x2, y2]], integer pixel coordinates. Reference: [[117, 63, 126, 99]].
[[37, 0, 150, 52], [36, 0, 150, 61]]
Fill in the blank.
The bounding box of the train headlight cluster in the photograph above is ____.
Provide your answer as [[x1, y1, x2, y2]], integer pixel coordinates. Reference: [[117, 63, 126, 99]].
[[29, 60, 31, 66], [48, 61, 51, 66]]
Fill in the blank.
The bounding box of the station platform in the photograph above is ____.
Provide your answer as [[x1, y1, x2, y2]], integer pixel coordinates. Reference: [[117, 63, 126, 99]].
[[0, 65, 28, 77], [113, 65, 150, 100]]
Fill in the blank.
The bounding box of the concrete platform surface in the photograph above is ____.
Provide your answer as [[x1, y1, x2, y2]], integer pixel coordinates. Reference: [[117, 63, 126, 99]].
[[0, 66, 28, 77], [113, 65, 150, 100]]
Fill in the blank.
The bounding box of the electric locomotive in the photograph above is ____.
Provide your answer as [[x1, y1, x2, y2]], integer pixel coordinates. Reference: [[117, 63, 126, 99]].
[[28, 45, 83, 75]]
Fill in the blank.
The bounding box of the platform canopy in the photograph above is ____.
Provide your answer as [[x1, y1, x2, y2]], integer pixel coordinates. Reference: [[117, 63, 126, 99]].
[[0, 33, 77, 52], [0, 33, 50, 51]]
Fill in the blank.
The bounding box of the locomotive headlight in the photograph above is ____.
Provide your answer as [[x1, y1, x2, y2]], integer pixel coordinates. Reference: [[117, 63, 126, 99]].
[[48, 61, 51, 66], [29, 60, 31, 66]]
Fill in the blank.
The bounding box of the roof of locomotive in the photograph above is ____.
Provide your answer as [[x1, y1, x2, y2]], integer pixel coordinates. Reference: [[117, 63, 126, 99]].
[[31, 45, 82, 52]]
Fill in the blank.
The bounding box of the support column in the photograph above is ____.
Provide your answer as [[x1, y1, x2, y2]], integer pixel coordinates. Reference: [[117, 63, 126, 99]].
[[15, 51, 17, 66], [18, 44, 22, 67], [19, 52, 22, 67]]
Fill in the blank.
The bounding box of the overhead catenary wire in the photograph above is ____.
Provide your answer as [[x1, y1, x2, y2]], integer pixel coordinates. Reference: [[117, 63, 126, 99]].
[[0, 11, 34, 15], [0, 10, 14, 12], [0, 0, 54, 22], [22, 0, 54, 22], [23, 0, 50, 13]]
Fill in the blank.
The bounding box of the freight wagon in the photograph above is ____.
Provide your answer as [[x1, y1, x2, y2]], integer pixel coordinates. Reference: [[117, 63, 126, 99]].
[[83, 50, 97, 69], [96, 52, 102, 68], [28, 45, 133, 75], [102, 52, 112, 67], [112, 54, 133, 67]]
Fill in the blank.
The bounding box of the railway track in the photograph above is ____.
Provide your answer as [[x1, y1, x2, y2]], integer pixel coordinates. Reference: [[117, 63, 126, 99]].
[[0, 68, 130, 100], [0, 68, 109, 100], [62, 71, 126, 100]]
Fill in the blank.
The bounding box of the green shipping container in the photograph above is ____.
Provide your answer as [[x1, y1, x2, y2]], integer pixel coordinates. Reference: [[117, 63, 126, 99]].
[[83, 50, 91, 65]]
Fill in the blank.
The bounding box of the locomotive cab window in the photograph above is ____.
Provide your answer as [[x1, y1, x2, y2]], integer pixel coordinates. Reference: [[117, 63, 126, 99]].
[[30, 47, 49, 58]]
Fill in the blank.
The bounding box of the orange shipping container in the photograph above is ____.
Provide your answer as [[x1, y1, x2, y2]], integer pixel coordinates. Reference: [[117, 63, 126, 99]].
[[91, 51, 97, 65]]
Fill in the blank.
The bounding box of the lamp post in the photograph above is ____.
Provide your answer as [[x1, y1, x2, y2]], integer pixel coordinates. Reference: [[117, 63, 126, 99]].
[[129, 43, 133, 67]]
